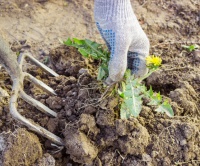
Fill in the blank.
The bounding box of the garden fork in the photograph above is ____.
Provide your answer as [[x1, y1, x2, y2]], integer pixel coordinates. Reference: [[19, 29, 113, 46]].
[[0, 36, 64, 145]]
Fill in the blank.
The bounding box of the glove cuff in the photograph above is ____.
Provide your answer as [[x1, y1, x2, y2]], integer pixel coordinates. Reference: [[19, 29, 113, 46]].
[[94, 0, 134, 21]]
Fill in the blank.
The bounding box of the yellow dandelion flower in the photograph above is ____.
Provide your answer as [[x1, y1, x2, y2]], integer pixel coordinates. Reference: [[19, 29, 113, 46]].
[[146, 55, 162, 68]]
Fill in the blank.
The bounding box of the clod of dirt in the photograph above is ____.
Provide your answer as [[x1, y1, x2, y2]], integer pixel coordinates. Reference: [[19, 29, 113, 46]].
[[146, 70, 161, 85], [98, 126, 118, 148], [107, 98, 118, 110], [50, 46, 85, 77], [79, 114, 100, 138], [78, 89, 89, 100], [33, 153, 55, 166], [47, 118, 59, 133], [116, 119, 150, 155], [3, 128, 43, 166], [140, 106, 154, 119], [169, 81, 198, 115], [46, 96, 63, 110], [64, 126, 98, 164], [83, 105, 97, 114], [99, 150, 116, 166], [96, 109, 115, 126], [78, 73, 92, 85]]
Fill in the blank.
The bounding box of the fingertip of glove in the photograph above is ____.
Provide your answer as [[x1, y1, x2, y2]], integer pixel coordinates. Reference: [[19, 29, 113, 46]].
[[104, 77, 116, 86]]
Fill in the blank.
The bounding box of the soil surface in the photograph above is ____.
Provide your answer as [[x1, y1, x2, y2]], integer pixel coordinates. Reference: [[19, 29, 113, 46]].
[[0, 0, 200, 166]]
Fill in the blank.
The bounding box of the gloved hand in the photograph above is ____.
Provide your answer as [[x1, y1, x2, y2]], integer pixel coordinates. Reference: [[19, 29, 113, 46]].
[[94, 0, 150, 85]]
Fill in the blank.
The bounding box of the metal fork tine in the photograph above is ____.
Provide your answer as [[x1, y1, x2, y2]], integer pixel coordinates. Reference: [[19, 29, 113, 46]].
[[25, 73, 57, 95], [10, 93, 64, 145], [18, 53, 59, 77], [20, 90, 57, 117], [9, 80, 64, 145], [0, 36, 64, 145]]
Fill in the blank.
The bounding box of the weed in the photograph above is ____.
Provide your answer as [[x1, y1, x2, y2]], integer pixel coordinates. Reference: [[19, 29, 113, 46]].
[[63, 38, 174, 119], [182, 44, 199, 52], [64, 38, 109, 80]]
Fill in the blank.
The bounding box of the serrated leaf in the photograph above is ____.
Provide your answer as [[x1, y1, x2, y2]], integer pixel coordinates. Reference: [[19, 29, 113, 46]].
[[156, 92, 162, 101], [148, 97, 161, 106], [120, 77, 143, 118], [149, 86, 154, 97], [155, 101, 174, 117], [63, 38, 72, 46]]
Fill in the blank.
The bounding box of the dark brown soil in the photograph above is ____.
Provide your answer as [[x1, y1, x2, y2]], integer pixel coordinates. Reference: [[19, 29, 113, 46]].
[[0, 0, 199, 166]]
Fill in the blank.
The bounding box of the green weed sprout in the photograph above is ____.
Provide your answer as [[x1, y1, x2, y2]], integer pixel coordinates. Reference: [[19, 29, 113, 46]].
[[182, 44, 199, 52], [63, 38, 174, 119], [63, 38, 109, 80]]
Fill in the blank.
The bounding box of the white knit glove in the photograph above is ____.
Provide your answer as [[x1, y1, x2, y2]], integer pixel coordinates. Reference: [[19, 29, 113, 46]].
[[94, 0, 150, 85]]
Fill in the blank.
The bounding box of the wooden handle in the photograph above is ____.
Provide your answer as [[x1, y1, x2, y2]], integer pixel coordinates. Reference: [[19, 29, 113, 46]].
[[0, 36, 21, 79]]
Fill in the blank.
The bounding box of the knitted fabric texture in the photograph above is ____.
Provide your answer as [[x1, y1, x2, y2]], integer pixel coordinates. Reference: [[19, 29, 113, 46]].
[[94, 0, 149, 83]]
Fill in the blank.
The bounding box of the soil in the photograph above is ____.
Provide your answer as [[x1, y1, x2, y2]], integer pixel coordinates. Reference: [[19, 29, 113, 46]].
[[0, 0, 200, 166], [3, 129, 43, 166]]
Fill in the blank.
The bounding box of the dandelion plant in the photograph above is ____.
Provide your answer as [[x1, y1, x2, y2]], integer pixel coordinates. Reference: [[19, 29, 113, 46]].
[[63, 38, 174, 119]]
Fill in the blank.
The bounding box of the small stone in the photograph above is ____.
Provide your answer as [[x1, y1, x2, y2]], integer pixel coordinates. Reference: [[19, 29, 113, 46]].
[[151, 151, 158, 158], [142, 153, 152, 162], [0, 87, 9, 97], [24, 4, 29, 8], [180, 139, 187, 146], [194, 50, 200, 62], [79, 68, 88, 75]]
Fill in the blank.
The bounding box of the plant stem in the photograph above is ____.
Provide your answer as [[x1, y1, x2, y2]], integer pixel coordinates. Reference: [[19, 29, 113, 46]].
[[138, 68, 157, 82]]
